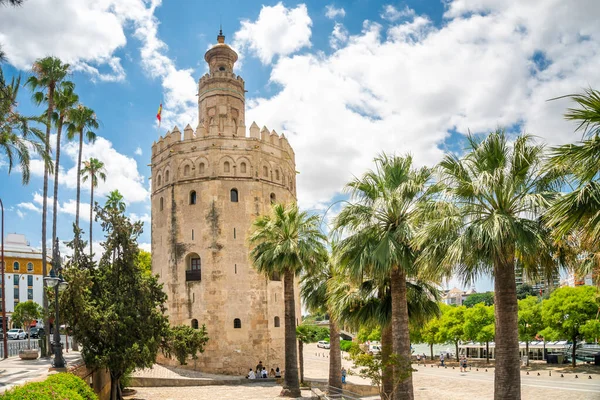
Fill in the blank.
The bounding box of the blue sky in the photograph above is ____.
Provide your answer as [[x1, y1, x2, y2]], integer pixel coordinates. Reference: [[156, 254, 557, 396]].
[[1, 0, 599, 291]]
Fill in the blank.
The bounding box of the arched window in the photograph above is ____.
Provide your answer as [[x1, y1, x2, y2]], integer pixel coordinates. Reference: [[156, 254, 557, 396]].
[[159, 197, 164, 211], [199, 163, 205, 174], [263, 166, 268, 177], [275, 170, 280, 180], [13, 261, 19, 271], [27, 262, 33, 272], [157, 174, 162, 186], [186, 253, 201, 281], [165, 170, 170, 182], [184, 165, 190, 176], [224, 161, 230, 173], [191, 319, 199, 329], [230, 189, 238, 202], [270, 193, 276, 204], [274, 316, 280, 328], [240, 162, 247, 173], [234, 318, 241, 329], [190, 191, 197, 205]]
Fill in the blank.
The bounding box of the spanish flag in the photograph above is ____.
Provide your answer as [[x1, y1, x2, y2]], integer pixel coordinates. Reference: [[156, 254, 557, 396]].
[[156, 103, 162, 126]]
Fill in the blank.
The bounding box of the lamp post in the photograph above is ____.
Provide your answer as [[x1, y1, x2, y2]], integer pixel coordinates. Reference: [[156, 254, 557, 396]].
[[0, 198, 7, 359], [44, 237, 68, 368]]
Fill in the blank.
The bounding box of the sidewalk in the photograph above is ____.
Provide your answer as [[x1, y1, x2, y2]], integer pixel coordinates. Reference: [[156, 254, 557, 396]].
[[0, 350, 83, 393]]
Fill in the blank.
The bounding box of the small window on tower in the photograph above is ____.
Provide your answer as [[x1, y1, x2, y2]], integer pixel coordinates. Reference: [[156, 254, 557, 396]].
[[263, 166, 268, 177], [224, 161, 230, 173], [230, 189, 239, 202], [234, 318, 241, 329], [240, 162, 247, 173], [159, 197, 164, 211], [219, 66, 226, 72], [190, 191, 197, 205], [275, 170, 280, 180], [274, 316, 280, 328], [199, 163, 205, 174], [184, 165, 190, 176], [270, 193, 276, 204], [165, 170, 170, 183], [191, 319, 199, 329]]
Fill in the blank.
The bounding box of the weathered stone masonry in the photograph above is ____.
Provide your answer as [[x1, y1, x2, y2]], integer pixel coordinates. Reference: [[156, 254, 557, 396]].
[[150, 31, 300, 375]]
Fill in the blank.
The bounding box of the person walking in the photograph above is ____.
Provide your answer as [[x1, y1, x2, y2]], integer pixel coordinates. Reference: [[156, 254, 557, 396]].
[[341, 367, 347, 384], [460, 355, 467, 372], [440, 353, 445, 366]]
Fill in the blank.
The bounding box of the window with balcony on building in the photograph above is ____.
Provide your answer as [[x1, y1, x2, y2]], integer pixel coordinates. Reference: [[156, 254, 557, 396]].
[[13, 261, 19, 271], [27, 262, 33, 272], [186, 253, 201, 282]]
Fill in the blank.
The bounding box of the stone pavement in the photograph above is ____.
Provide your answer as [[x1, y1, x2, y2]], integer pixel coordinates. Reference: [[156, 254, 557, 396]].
[[0, 350, 83, 393], [132, 383, 315, 400]]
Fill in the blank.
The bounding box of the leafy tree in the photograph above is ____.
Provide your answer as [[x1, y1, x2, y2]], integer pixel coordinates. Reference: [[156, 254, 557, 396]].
[[419, 316, 442, 360], [438, 304, 466, 361], [540, 286, 600, 367], [415, 131, 559, 400], [61, 205, 169, 400], [66, 104, 99, 246], [50, 82, 78, 260], [463, 303, 495, 363], [136, 249, 152, 278], [0, 69, 47, 184], [163, 324, 209, 366], [357, 325, 382, 343], [300, 254, 342, 391], [12, 301, 42, 350], [249, 203, 327, 398], [334, 154, 434, 400], [463, 292, 494, 307], [26, 56, 70, 356], [516, 284, 537, 300], [81, 157, 106, 255], [517, 296, 543, 366], [296, 324, 319, 384]]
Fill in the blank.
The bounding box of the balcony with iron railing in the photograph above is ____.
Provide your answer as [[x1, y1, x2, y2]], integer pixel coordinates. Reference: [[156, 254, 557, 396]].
[[186, 269, 201, 282]]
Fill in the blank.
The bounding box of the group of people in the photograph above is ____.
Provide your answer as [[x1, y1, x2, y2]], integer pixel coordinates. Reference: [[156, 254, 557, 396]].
[[415, 353, 469, 372], [246, 361, 282, 379]]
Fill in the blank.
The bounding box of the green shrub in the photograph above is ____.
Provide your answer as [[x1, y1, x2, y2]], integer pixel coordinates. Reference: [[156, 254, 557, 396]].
[[0, 381, 84, 400], [340, 340, 359, 353], [46, 373, 98, 400], [0, 373, 98, 400]]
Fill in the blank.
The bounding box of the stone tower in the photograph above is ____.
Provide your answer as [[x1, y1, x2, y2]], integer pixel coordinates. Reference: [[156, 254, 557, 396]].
[[150, 30, 298, 375]]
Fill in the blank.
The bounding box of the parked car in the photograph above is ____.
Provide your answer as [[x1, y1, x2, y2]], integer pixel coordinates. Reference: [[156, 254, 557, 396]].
[[317, 340, 331, 349], [7, 328, 27, 340], [29, 327, 45, 339]]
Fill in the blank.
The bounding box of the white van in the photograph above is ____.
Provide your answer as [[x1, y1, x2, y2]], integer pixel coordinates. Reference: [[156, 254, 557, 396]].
[[317, 340, 330, 349], [369, 343, 381, 354]]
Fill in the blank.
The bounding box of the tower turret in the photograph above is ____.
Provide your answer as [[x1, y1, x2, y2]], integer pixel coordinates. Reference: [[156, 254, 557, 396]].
[[198, 31, 245, 137]]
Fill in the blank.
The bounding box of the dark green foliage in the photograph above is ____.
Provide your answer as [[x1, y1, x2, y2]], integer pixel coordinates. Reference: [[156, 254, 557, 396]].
[[0, 373, 97, 400], [163, 324, 209, 365], [340, 340, 359, 353], [61, 205, 170, 400], [463, 291, 494, 307], [516, 284, 537, 300]]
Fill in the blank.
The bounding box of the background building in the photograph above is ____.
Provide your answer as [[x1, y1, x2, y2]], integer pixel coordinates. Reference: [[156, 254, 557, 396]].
[[1, 233, 48, 328], [150, 31, 298, 374], [441, 287, 476, 306]]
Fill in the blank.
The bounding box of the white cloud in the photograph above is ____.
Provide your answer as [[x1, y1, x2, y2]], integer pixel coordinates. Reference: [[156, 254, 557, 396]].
[[30, 136, 149, 204], [139, 242, 151, 252], [325, 5, 346, 19], [135, 147, 143, 156], [31, 192, 92, 222], [233, 3, 313, 65], [130, 212, 151, 225], [16, 210, 26, 219], [17, 202, 41, 213], [330, 23, 349, 50], [245, 0, 600, 209], [381, 5, 415, 21]]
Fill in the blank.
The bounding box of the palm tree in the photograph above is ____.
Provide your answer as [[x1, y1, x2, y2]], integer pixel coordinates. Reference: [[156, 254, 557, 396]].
[[414, 131, 557, 400], [333, 154, 433, 400], [105, 190, 126, 213], [295, 324, 319, 384], [67, 104, 98, 251], [25, 56, 69, 356], [81, 158, 106, 256], [0, 69, 48, 183], [249, 203, 327, 398], [50, 82, 78, 248], [300, 255, 343, 392], [546, 88, 600, 285]]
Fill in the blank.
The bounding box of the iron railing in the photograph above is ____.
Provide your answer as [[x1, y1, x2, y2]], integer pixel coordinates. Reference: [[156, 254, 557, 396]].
[[0, 336, 74, 358], [186, 269, 201, 282]]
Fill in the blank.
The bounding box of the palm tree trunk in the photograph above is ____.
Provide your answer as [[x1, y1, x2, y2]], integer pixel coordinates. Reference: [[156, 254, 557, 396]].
[[455, 341, 459, 362], [89, 179, 93, 256], [329, 317, 342, 392], [42, 83, 55, 358], [493, 259, 521, 400], [298, 340, 304, 384], [429, 343, 434, 361], [390, 267, 414, 400], [74, 130, 83, 255], [283, 269, 300, 397], [487, 341, 490, 364], [525, 341, 528, 366], [51, 118, 63, 251], [381, 324, 393, 400]]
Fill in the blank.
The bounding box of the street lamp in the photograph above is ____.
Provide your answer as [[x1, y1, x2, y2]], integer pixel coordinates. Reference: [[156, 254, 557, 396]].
[[44, 237, 68, 368]]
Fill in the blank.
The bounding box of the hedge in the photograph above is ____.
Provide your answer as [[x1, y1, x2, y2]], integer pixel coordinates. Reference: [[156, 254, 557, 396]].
[[340, 340, 359, 353], [0, 373, 98, 400]]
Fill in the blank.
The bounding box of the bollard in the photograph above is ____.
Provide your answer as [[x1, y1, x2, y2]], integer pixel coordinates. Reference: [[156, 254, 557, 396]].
[[537, 373, 540, 376], [560, 374, 564, 378], [575, 375, 578, 379], [485, 369, 488, 372], [526, 372, 529, 375], [589, 376, 592, 379], [476, 368, 479, 371], [549, 371, 551, 377]]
